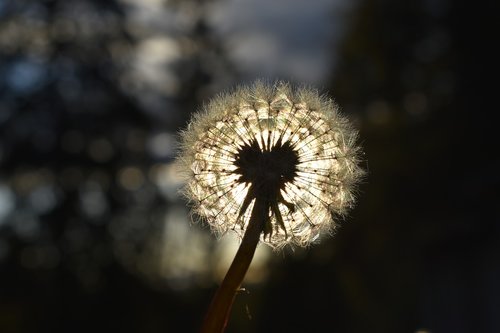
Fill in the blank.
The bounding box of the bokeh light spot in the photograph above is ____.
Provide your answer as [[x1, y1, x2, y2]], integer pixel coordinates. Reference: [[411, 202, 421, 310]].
[[118, 167, 145, 191], [87, 138, 114, 163]]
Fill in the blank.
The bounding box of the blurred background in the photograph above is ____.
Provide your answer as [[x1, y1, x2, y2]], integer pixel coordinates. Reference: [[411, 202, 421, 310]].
[[0, 0, 498, 332]]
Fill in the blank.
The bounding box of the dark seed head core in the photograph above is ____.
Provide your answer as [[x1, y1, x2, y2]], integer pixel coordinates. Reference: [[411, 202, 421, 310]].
[[233, 139, 299, 195]]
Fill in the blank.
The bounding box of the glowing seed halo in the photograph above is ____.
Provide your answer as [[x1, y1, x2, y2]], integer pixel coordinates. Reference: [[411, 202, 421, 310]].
[[179, 81, 363, 249]]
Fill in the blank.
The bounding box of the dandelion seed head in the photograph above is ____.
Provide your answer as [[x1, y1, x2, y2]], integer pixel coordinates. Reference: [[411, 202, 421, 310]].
[[179, 81, 363, 249]]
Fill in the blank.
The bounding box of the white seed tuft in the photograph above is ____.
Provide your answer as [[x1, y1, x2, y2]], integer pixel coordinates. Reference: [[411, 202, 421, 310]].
[[178, 81, 364, 249]]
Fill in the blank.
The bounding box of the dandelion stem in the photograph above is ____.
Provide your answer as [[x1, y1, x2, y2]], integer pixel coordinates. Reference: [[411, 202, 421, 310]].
[[200, 197, 267, 333]]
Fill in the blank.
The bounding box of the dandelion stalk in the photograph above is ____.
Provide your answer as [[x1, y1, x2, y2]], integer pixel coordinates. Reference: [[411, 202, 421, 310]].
[[178, 81, 364, 333], [200, 197, 267, 333]]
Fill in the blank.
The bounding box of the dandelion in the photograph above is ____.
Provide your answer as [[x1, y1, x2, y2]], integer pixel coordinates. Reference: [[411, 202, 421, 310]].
[[180, 81, 362, 248], [178, 81, 363, 332]]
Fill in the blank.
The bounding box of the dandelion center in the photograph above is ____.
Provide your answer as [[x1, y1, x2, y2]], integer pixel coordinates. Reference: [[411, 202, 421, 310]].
[[233, 138, 299, 194]]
